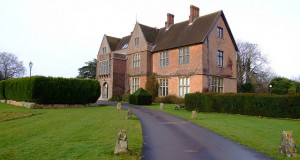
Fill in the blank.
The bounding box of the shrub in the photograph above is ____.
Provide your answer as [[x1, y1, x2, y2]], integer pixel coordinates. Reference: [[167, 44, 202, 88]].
[[122, 94, 130, 102], [270, 77, 300, 95], [129, 88, 152, 105], [154, 95, 184, 104], [3, 76, 100, 104], [109, 95, 122, 101], [145, 73, 159, 99], [185, 93, 300, 118]]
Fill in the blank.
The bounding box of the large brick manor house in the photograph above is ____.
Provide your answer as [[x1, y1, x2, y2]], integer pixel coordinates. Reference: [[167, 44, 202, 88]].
[[96, 5, 238, 100]]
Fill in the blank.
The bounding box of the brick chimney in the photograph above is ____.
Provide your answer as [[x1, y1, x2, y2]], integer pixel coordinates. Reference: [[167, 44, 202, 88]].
[[165, 13, 174, 29], [189, 5, 199, 24]]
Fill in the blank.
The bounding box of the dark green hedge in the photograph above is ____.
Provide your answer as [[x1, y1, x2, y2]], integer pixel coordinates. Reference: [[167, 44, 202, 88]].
[[4, 77, 33, 102], [129, 88, 152, 105], [3, 76, 100, 104], [185, 93, 300, 118], [0, 80, 6, 99], [154, 95, 184, 104]]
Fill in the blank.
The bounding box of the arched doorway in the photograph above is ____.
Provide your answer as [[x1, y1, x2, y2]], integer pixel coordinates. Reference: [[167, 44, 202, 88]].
[[102, 82, 108, 99]]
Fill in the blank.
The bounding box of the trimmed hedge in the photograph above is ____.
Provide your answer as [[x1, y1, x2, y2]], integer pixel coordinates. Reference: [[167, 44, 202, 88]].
[[129, 88, 152, 105], [185, 93, 300, 118], [4, 77, 33, 102], [154, 95, 184, 104], [2, 76, 100, 104], [0, 80, 6, 99]]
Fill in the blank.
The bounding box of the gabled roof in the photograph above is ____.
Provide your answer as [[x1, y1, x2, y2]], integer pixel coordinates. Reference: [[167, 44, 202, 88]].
[[152, 10, 238, 52], [102, 10, 238, 53], [106, 35, 120, 51], [115, 35, 131, 51], [139, 23, 159, 44]]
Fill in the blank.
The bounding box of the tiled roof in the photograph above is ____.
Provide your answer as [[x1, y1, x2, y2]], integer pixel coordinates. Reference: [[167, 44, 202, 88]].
[[106, 36, 120, 51], [115, 35, 131, 51], [153, 11, 222, 52], [139, 23, 159, 44], [104, 10, 238, 53]]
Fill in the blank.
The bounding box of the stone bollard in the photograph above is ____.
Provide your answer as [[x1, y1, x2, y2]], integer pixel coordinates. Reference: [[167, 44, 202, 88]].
[[191, 111, 197, 119], [116, 103, 122, 110], [279, 131, 297, 157], [114, 130, 128, 154], [126, 109, 133, 120], [160, 103, 164, 110]]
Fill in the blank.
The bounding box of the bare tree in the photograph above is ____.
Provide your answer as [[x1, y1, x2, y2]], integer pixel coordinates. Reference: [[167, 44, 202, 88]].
[[0, 52, 26, 80], [237, 40, 275, 93]]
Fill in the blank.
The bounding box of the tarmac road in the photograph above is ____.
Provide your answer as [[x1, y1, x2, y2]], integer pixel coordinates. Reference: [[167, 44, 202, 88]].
[[98, 101, 273, 160]]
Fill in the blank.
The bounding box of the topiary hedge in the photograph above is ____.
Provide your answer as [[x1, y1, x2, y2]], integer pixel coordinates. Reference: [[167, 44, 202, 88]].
[[2, 76, 100, 104], [185, 93, 300, 118], [129, 88, 152, 105]]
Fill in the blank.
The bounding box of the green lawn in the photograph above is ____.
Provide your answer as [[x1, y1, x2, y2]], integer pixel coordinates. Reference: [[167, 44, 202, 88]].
[[147, 103, 300, 160], [0, 103, 142, 160]]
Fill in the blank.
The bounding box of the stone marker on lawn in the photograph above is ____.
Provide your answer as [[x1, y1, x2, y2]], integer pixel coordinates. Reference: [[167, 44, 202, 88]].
[[116, 103, 122, 110], [191, 111, 197, 119], [279, 131, 297, 157], [126, 109, 133, 120], [160, 103, 164, 110], [114, 130, 128, 154]]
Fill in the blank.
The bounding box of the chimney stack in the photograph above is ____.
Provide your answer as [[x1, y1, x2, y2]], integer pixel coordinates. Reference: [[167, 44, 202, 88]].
[[165, 13, 174, 29], [189, 5, 199, 24]]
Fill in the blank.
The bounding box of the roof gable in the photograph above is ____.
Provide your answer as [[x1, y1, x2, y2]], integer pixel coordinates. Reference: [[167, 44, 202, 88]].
[[106, 35, 121, 51], [219, 12, 238, 51], [139, 23, 159, 44]]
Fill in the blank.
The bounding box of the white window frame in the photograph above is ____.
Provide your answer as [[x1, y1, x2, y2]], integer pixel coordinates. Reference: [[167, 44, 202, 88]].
[[99, 60, 109, 75], [102, 47, 106, 54], [211, 77, 224, 93], [131, 77, 140, 93], [134, 37, 139, 46], [159, 79, 169, 96], [179, 47, 189, 64], [132, 53, 140, 68], [217, 27, 223, 39], [160, 52, 169, 67], [217, 50, 223, 67], [179, 77, 190, 97]]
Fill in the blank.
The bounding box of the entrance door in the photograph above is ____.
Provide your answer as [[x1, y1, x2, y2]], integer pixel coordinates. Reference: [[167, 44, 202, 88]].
[[102, 82, 108, 99]]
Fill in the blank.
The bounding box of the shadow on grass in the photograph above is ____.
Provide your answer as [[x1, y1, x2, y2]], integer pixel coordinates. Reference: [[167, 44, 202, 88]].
[[111, 150, 142, 159], [0, 112, 44, 122]]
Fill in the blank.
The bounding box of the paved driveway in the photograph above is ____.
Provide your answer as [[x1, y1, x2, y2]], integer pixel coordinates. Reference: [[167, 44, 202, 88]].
[[98, 101, 273, 160]]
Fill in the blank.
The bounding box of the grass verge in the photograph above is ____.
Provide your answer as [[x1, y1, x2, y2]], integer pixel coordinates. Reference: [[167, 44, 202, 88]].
[[0, 103, 142, 160], [147, 103, 300, 160]]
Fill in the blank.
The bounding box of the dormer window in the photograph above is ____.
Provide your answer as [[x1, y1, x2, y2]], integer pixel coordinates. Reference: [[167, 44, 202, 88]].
[[122, 44, 128, 49], [102, 47, 106, 54], [134, 37, 139, 46], [217, 27, 223, 39]]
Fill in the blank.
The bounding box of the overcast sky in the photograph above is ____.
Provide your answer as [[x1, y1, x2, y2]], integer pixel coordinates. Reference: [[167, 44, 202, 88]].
[[0, 0, 299, 78]]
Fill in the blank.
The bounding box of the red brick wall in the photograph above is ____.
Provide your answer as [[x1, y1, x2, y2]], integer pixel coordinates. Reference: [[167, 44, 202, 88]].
[[153, 44, 204, 77], [112, 53, 127, 96], [202, 15, 237, 92]]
